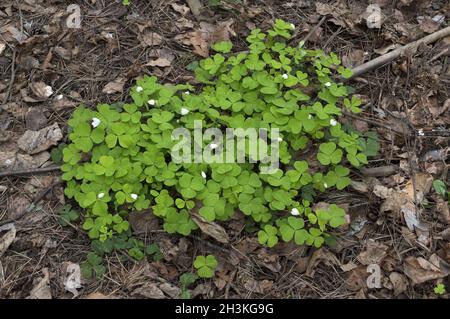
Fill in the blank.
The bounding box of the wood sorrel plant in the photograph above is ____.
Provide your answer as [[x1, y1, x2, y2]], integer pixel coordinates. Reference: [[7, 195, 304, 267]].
[[62, 19, 371, 250]]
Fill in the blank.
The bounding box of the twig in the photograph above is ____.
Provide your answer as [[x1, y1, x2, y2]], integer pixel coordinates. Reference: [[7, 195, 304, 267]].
[[224, 269, 237, 299], [0, 179, 62, 227], [361, 165, 397, 177], [4, 49, 16, 103], [351, 26, 450, 78], [0, 166, 61, 178]]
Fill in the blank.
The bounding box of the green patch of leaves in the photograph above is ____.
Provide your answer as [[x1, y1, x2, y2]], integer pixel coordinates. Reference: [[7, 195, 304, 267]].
[[194, 255, 218, 278]]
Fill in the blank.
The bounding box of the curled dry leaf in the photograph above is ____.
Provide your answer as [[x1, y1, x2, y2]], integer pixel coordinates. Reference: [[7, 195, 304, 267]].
[[27, 268, 52, 299], [191, 213, 230, 244], [171, 2, 190, 15], [64, 262, 82, 297], [436, 197, 450, 224], [356, 239, 388, 265], [102, 77, 126, 94], [0, 223, 16, 258], [129, 209, 160, 234], [30, 82, 53, 99], [146, 57, 172, 68], [139, 32, 164, 47], [306, 248, 341, 277], [389, 272, 408, 296], [404, 255, 447, 285], [17, 122, 63, 154]]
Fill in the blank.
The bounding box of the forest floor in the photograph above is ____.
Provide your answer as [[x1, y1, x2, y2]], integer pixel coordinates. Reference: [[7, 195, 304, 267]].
[[0, 0, 449, 299]]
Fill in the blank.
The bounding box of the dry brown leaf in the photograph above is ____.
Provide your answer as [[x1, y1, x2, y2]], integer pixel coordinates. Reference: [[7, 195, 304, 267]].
[[25, 108, 48, 130], [403, 256, 446, 285], [27, 268, 52, 299], [139, 32, 164, 47], [0, 223, 16, 258], [306, 248, 341, 277], [419, 17, 439, 34], [0, 25, 28, 43], [357, 239, 388, 265], [436, 197, 450, 224], [146, 57, 171, 68], [129, 209, 160, 234], [186, 0, 202, 17], [17, 122, 63, 154], [102, 77, 126, 94], [342, 49, 366, 68], [63, 262, 81, 297], [132, 282, 166, 299], [191, 213, 230, 244], [389, 272, 408, 296], [171, 2, 190, 15], [30, 82, 53, 99], [346, 266, 369, 291]]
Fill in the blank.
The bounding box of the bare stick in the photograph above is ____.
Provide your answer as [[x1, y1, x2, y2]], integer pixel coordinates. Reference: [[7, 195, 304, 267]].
[[0, 166, 61, 178], [351, 26, 450, 78]]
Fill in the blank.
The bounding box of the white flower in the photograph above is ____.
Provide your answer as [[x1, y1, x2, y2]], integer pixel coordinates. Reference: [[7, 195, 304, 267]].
[[148, 99, 156, 106], [330, 119, 337, 126], [201, 171, 207, 178], [324, 183, 328, 188], [130, 194, 138, 200], [290, 208, 300, 216], [210, 143, 218, 149], [97, 193, 105, 199], [418, 129, 424, 136], [290, 23, 295, 30], [308, 114, 312, 119], [277, 137, 283, 142], [91, 117, 101, 128], [282, 73, 289, 79], [136, 86, 143, 92], [185, 91, 190, 95], [180, 107, 189, 115], [325, 82, 332, 87], [44, 85, 53, 97]]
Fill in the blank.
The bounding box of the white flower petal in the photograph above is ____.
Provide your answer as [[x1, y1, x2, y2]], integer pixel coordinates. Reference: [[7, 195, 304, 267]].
[[97, 193, 105, 199], [91, 117, 101, 128], [148, 99, 156, 105], [308, 114, 312, 119], [210, 143, 218, 149], [130, 194, 138, 200], [325, 82, 332, 87], [277, 137, 283, 142], [330, 119, 337, 126], [324, 183, 328, 188], [180, 107, 189, 115], [282, 73, 289, 79], [136, 86, 143, 92], [185, 91, 190, 95], [290, 23, 295, 30], [291, 208, 300, 216], [201, 171, 207, 178]]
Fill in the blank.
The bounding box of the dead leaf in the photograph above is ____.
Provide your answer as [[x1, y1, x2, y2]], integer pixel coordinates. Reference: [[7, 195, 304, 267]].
[[436, 197, 450, 224], [306, 248, 341, 277], [129, 209, 160, 234], [186, 0, 202, 17], [102, 77, 126, 94], [17, 122, 63, 154], [139, 32, 164, 47], [365, 4, 382, 29], [419, 17, 439, 34], [346, 266, 369, 291], [356, 239, 388, 265], [25, 108, 48, 130], [389, 272, 408, 296], [30, 82, 53, 99], [64, 262, 81, 297], [0, 25, 28, 43], [404, 256, 446, 285], [171, 2, 190, 15], [146, 57, 171, 68], [174, 19, 235, 57], [191, 213, 230, 244], [27, 268, 52, 299], [342, 49, 366, 68], [0, 223, 16, 258], [132, 282, 165, 299]]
